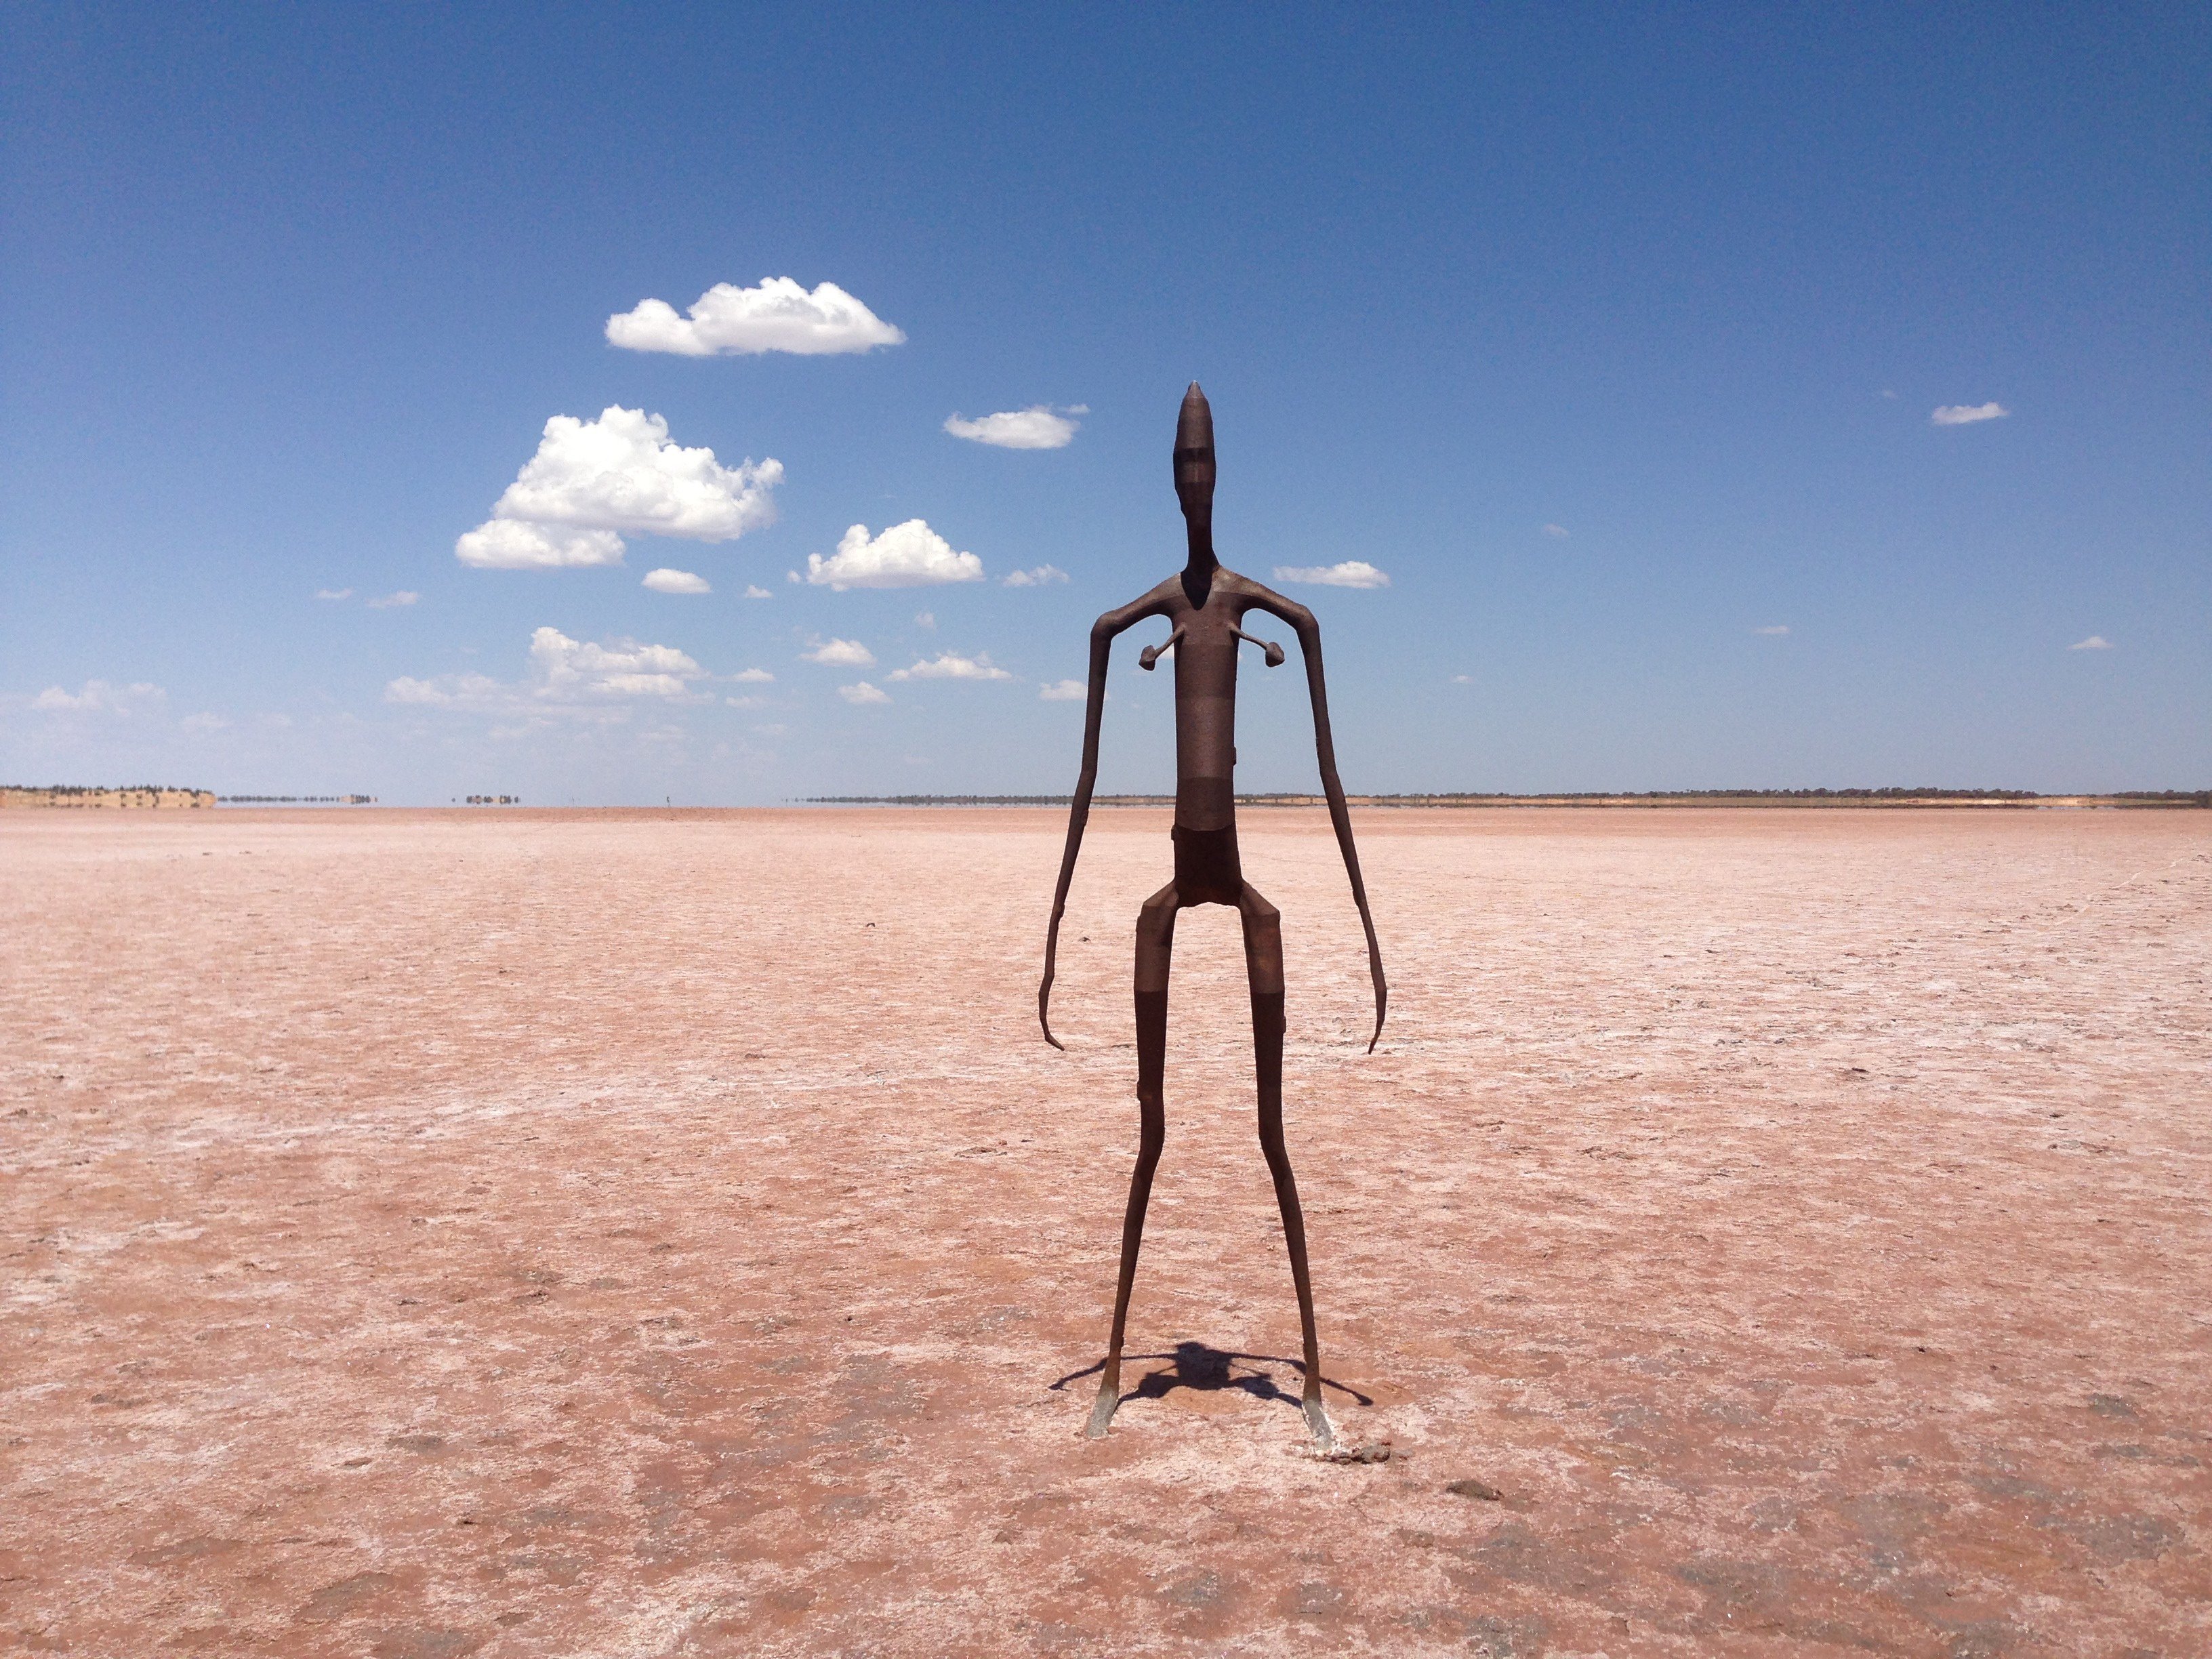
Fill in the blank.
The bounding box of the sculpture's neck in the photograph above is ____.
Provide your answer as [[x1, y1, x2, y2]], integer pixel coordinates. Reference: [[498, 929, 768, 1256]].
[[1182, 517, 1217, 604]]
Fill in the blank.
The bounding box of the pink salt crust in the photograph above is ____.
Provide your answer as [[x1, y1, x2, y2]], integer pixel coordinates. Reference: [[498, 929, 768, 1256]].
[[2, 806, 2206, 1656]]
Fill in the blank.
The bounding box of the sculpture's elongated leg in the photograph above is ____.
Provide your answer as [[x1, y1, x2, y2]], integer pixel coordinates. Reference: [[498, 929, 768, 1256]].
[[1239, 881, 1334, 1449], [1090, 878, 1180, 1438]]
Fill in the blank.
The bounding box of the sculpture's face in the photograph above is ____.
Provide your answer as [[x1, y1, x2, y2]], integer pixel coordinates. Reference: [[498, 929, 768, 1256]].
[[1174, 447, 1216, 521], [1174, 387, 1216, 524]]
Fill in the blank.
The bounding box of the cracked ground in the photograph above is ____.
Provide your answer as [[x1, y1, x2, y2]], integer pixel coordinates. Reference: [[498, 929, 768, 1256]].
[[3, 805, 2207, 1656]]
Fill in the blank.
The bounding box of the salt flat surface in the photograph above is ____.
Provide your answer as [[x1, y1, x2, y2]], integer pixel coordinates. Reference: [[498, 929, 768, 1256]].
[[3, 806, 2207, 1657]]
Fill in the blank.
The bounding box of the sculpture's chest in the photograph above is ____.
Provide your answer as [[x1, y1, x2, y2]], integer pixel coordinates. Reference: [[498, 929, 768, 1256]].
[[1168, 609, 1248, 695]]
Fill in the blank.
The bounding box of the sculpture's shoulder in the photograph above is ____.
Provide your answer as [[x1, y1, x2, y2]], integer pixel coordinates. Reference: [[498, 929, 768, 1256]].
[[1138, 572, 1186, 609], [1094, 575, 1182, 634], [1215, 567, 1308, 621]]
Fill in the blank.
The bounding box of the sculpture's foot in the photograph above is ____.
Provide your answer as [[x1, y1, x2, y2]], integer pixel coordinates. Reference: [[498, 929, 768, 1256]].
[[1086, 1380, 1122, 1439], [1303, 1393, 1336, 1450]]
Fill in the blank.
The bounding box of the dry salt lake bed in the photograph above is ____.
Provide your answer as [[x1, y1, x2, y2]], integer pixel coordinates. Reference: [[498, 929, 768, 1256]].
[[3, 805, 2207, 1656]]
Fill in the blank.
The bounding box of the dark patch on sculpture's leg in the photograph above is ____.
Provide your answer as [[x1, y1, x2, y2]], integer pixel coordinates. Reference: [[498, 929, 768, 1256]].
[[1091, 879, 1179, 1439], [1240, 881, 1334, 1448]]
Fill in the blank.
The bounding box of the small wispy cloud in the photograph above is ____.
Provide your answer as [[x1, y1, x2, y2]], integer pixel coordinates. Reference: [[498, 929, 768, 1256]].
[[731, 668, 775, 683], [1003, 565, 1069, 588], [315, 587, 353, 601], [743, 584, 773, 600], [1931, 402, 2009, 426], [914, 611, 936, 630], [944, 405, 1085, 450], [31, 680, 165, 715], [1753, 624, 1790, 636], [802, 638, 875, 667], [2068, 635, 2113, 651], [1038, 679, 1086, 701], [1273, 560, 1390, 589], [839, 681, 890, 705], [888, 652, 1012, 682], [643, 568, 711, 594], [368, 590, 419, 609], [1451, 674, 1473, 684], [1541, 524, 1569, 539]]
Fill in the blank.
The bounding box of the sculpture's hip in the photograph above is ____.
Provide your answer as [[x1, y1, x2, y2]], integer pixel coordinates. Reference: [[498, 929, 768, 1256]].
[[1172, 790, 1242, 905]]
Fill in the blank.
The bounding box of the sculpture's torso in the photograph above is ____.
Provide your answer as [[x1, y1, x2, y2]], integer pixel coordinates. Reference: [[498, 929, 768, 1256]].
[[1130, 565, 1273, 903]]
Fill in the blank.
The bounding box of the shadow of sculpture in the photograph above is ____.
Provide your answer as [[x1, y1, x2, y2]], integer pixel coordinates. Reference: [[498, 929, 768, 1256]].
[[1050, 1340, 1374, 1419]]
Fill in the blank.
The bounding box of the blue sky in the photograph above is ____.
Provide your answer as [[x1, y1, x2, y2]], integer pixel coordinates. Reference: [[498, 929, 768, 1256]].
[[3, 3, 2205, 802]]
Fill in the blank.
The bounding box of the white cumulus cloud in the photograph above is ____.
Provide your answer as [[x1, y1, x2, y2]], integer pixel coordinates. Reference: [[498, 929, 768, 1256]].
[[839, 681, 890, 705], [802, 637, 876, 667], [529, 627, 703, 698], [1273, 560, 1391, 589], [1038, 679, 1086, 701], [1003, 564, 1069, 587], [731, 668, 775, 682], [315, 587, 353, 600], [1931, 402, 2009, 426], [30, 680, 165, 715], [743, 584, 773, 599], [943, 405, 1084, 449], [606, 278, 905, 357], [368, 590, 419, 609], [455, 520, 627, 570], [643, 569, 711, 594], [806, 520, 983, 590], [2068, 635, 2113, 651], [457, 407, 781, 570], [385, 628, 706, 711], [888, 652, 1012, 682]]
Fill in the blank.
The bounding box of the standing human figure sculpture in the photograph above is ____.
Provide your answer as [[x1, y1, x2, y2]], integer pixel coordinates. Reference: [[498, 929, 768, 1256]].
[[1038, 384, 1387, 1449]]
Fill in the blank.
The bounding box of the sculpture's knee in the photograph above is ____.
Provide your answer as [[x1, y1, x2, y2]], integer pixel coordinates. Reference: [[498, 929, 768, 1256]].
[[1237, 884, 1285, 994], [1136, 885, 1180, 994]]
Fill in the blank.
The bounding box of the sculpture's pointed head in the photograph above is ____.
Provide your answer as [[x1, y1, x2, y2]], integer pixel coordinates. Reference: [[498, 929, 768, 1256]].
[[1174, 382, 1215, 522]]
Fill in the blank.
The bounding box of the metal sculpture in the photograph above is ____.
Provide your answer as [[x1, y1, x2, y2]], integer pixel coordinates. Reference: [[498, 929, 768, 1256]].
[[1039, 384, 1387, 1448]]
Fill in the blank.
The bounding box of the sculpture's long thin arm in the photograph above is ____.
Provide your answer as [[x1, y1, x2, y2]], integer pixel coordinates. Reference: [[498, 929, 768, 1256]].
[[1040, 598, 1160, 1048], [1296, 617, 1388, 1050], [1250, 590, 1386, 1050]]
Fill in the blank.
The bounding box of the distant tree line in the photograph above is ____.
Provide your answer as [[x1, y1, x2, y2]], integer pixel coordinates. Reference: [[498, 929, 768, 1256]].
[[802, 787, 2210, 808]]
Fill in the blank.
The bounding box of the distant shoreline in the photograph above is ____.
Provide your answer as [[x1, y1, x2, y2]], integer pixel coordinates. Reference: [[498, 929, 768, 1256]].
[[800, 790, 2211, 810], [9, 787, 2204, 813]]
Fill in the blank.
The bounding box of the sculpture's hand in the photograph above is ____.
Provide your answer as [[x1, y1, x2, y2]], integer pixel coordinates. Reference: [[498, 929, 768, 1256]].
[[1038, 943, 1066, 1050]]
